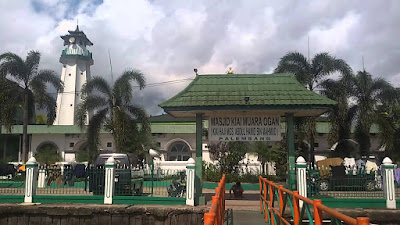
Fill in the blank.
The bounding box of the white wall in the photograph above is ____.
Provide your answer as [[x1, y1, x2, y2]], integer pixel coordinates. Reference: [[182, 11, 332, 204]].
[[31, 132, 115, 162]]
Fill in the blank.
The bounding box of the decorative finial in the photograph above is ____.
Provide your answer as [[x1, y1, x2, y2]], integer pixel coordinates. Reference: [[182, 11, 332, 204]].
[[75, 19, 79, 31], [227, 67, 234, 74], [194, 68, 198, 76]]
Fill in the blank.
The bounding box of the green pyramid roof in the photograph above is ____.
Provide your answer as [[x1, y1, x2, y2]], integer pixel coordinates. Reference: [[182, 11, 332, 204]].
[[159, 73, 336, 117]]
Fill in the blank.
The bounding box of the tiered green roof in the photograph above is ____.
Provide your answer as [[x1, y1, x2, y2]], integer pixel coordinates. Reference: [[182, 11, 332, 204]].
[[160, 73, 336, 117]]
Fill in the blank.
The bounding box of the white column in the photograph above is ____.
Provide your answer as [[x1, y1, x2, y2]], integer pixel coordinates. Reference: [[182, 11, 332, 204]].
[[296, 156, 307, 208], [24, 157, 38, 203], [382, 157, 396, 209], [104, 156, 115, 204], [186, 158, 195, 206], [37, 167, 46, 188]]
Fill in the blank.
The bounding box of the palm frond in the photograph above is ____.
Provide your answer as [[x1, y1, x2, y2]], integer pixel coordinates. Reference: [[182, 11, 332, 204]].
[[32, 90, 56, 125], [81, 76, 112, 98], [113, 69, 146, 103], [87, 108, 109, 161], [32, 69, 64, 92], [76, 95, 108, 129], [123, 104, 149, 132], [334, 58, 353, 81], [25, 51, 41, 83], [274, 52, 311, 86], [0, 52, 26, 82], [311, 52, 335, 78]]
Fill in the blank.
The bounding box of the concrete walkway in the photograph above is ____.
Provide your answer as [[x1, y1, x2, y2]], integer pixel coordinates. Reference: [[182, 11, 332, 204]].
[[205, 189, 267, 224], [230, 210, 266, 225]]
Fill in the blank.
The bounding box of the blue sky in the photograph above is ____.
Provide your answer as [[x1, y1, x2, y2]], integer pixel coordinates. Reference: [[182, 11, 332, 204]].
[[1, 0, 400, 115]]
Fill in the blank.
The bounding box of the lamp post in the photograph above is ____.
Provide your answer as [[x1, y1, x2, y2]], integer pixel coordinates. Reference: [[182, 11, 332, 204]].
[[149, 149, 160, 197]]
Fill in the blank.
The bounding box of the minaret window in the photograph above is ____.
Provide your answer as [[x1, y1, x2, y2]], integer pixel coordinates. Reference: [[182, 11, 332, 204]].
[[70, 104, 73, 106], [69, 73, 71, 76], [80, 72, 83, 75]]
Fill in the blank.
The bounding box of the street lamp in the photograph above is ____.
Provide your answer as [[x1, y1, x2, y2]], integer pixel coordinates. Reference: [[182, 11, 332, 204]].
[[149, 149, 160, 197]]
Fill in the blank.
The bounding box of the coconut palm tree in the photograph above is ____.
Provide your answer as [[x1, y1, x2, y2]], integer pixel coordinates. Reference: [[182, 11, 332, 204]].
[[373, 85, 400, 159], [351, 70, 394, 156], [0, 51, 64, 162], [76, 69, 149, 162], [320, 78, 358, 157], [0, 77, 24, 132], [274, 52, 352, 164]]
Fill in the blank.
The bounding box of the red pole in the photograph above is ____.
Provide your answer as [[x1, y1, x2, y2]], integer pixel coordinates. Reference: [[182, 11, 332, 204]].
[[293, 191, 300, 225], [313, 199, 323, 225], [356, 217, 370, 225], [204, 212, 216, 225], [264, 179, 268, 222], [213, 191, 220, 225]]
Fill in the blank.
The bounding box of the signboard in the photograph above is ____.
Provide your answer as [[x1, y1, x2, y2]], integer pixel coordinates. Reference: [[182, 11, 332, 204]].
[[209, 116, 281, 142]]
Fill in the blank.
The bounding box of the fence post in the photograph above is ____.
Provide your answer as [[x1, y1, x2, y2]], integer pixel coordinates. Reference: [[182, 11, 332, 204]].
[[382, 157, 396, 209], [104, 156, 115, 204], [296, 156, 307, 208], [186, 158, 195, 206], [24, 157, 38, 203], [37, 166, 46, 188]]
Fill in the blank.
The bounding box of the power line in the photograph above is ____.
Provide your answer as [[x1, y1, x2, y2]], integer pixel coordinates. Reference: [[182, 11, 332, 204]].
[[48, 77, 194, 95]]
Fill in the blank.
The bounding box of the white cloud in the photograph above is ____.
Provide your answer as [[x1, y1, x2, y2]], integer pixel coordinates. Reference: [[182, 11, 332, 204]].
[[1, 0, 400, 115], [309, 12, 360, 54]]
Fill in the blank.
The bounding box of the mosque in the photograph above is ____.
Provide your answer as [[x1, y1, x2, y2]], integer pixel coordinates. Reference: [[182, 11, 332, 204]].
[[0, 27, 383, 170]]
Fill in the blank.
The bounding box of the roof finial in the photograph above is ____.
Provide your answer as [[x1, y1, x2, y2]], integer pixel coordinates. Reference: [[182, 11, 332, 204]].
[[75, 19, 79, 31], [227, 67, 234, 74]]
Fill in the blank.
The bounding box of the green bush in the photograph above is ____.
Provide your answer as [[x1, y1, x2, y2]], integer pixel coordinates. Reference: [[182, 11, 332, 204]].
[[203, 161, 282, 183]]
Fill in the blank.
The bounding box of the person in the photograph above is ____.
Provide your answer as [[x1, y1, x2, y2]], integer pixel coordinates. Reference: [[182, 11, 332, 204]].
[[230, 182, 244, 198]]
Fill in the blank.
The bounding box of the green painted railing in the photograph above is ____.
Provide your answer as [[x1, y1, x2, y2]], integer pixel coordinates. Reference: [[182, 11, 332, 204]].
[[0, 166, 187, 205]]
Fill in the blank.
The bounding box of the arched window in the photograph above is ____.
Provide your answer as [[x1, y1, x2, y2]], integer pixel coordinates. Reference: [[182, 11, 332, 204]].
[[168, 141, 191, 161]]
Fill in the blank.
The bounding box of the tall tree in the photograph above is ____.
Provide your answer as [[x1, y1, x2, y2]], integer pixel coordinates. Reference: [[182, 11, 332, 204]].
[[274, 52, 352, 164], [374, 87, 400, 159], [351, 70, 393, 156], [320, 78, 358, 157], [76, 69, 149, 162], [0, 51, 63, 162], [0, 78, 24, 132]]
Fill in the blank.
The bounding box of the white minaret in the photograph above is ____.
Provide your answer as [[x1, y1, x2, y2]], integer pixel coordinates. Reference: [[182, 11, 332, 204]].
[[54, 25, 93, 125]]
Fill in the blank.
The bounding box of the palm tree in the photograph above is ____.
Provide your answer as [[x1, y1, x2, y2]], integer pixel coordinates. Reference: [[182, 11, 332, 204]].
[[351, 70, 393, 156], [373, 85, 400, 158], [376, 105, 400, 160], [250, 142, 273, 175], [274, 52, 352, 164], [76, 69, 149, 162], [0, 51, 63, 162], [320, 78, 358, 157], [0, 77, 24, 132]]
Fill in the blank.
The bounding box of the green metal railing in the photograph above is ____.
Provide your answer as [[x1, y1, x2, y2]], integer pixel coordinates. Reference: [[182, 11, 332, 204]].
[[307, 168, 384, 199], [0, 174, 25, 195], [0, 164, 187, 205], [129, 168, 186, 197], [36, 165, 100, 195], [31, 165, 186, 198]]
